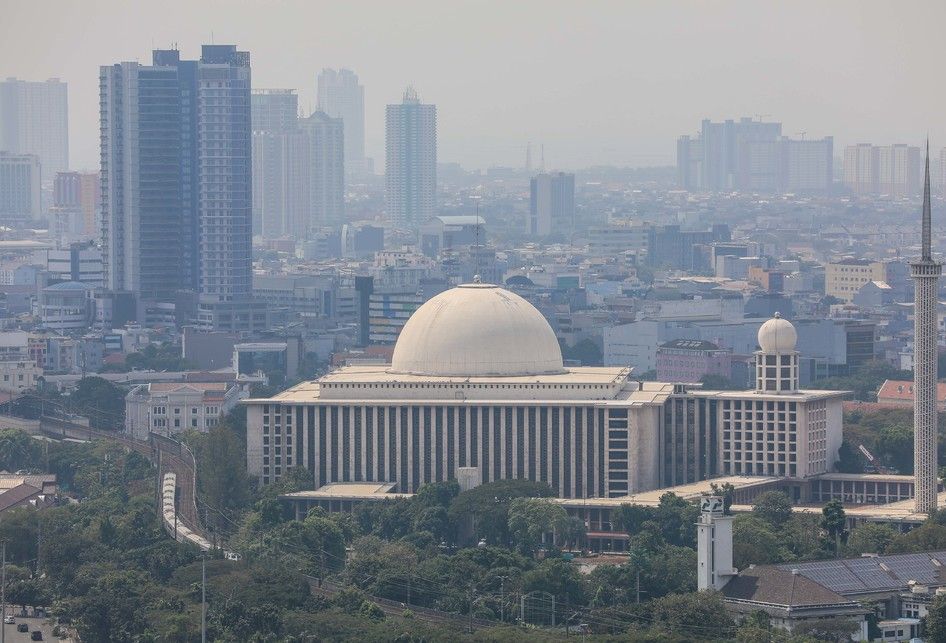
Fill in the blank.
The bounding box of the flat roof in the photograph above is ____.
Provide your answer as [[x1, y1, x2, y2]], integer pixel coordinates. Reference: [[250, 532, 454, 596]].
[[282, 481, 411, 501], [554, 475, 781, 507], [815, 473, 915, 483]]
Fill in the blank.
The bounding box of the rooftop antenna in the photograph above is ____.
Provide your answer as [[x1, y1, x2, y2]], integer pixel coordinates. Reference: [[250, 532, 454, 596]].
[[540, 144, 546, 172], [525, 142, 532, 172]]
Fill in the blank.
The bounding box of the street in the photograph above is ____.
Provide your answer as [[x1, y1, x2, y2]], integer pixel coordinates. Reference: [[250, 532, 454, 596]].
[[0, 608, 60, 643]]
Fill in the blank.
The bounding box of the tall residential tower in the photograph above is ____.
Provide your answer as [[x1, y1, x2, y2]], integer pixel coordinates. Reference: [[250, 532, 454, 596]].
[[912, 144, 940, 514], [101, 45, 263, 330], [0, 78, 69, 179], [385, 86, 436, 229], [317, 69, 365, 175]]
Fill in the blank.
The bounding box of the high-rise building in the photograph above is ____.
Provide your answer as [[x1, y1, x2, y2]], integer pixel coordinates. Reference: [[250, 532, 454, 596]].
[[677, 118, 831, 193], [101, 45, 263, 331], [843, 144, 878, 195], [912, 146, 940, 514], [251, 88, 298, 131], [843, 144, 922, 196], [0, 152, 41, 225], [251, 90, 308, 238], [385, 87, 436, 229], [53, 171, 99, 242], [101, 54, 195, 301], [878, 144, 922, 197], [0, 78, 69, 179], [779, 137, 833, 193], [528, 172, 575, 236], [317, 69, 365, 175], [299, 111, 345, 231], [676, 135, 702, 190]]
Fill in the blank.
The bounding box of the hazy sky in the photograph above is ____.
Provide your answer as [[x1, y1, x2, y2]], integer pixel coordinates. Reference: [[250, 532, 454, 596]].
[[3, 0, 946, 171]]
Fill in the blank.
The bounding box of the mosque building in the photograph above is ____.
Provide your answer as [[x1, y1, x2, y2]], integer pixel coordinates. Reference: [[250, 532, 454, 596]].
[[245, 280, 844, 499]]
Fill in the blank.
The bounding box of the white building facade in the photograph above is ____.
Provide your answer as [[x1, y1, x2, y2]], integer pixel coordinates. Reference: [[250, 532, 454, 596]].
[[125, 382, 247, 440], [246, 284, 845, 498]]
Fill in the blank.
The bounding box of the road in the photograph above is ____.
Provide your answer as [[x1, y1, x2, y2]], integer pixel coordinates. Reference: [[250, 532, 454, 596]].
[[0, 608, 62, 642]]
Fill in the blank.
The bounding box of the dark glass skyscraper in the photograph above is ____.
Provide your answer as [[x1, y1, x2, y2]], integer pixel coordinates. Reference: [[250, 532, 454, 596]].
[[101, 45, 262, 329]]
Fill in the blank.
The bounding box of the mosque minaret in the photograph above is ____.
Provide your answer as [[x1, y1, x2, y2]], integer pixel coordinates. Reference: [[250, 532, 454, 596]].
[[912, 143, 941, 514]]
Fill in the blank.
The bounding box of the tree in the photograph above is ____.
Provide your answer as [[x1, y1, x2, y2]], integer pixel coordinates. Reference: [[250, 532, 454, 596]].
[[752, 491, 793, 528], [639, 591, 735, 640], [613, 504, 657, 538], [821, 500, 848, 556], [449, 479, 555, 546], [69, 376, 126, 430], [845, 523, 898, 556], [507, 498, 568, 554], [927, 594, 946, 643], [886, 522, 946, 554], [732, 516, 784, 568], [0, 428, 41, 471], [188, 423, 251, 527], [561, 339, 603, 366], [655, 493, 700, 547]]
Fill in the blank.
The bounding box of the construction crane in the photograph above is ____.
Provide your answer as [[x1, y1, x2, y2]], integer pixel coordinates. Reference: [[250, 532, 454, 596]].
[[754, 113, 772, 122], [795, 131, 807, 140]]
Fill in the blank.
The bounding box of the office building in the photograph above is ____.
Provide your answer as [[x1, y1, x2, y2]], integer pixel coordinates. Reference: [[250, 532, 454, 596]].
[[251, 90, 307, 238], [125, 381, 247, 440], [0, 78, 69, 179], [100, 53, 196, 301], [44, 242, 104, 287], [911, 148, 940, 514], [53, 171, 100, 239], [646, 224, 731, 270], [385, 87, 436, 228], [317, 68, 366, 175], [299, 111, 345, 230], [824, 259, 887, 303], [245, 284, 843, 495], [656, 339, 731, 384], [528, 172, 575, 236], [102, 45, 261, 330], [0, 152, 41, 225], [419, 215, 485, 257]]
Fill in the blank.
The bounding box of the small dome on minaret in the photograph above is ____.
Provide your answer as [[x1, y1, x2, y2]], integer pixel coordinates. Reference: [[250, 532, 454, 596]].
[[757, 312, 797, 353]]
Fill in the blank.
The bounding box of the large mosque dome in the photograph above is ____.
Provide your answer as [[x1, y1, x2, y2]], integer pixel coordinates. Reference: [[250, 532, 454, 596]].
[[757, 313, 797, 353], [390, 282, 566, 377]]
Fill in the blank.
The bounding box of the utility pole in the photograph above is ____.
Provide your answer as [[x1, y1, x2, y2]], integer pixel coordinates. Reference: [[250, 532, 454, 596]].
[[201, 555, 206, 643], [2, 541, 6, 643], [36, 519, 42, 575], [499, 575, 507, 623], [636, 569, 641, 604], [563, 575, 569, 638], [468, 583, 475, 634]]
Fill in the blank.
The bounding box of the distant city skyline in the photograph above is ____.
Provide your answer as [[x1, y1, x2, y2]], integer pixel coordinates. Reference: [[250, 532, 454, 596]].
[[3, 1, 946, 172]]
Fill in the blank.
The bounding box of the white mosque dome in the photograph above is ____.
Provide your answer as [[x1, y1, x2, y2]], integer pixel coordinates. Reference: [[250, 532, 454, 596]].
[[390, 282, 566, 377], [758, 313, 797, 353]]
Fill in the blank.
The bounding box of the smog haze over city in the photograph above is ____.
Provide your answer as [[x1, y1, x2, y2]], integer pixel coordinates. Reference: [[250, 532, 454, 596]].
[[3, 0, 946, 170], [4, 1, 946, 641]]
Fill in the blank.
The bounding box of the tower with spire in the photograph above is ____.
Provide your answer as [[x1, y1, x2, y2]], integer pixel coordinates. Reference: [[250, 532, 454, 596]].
[[912, 141, 941, 514]]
